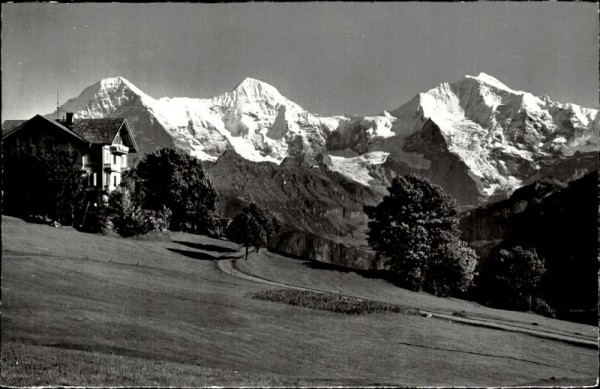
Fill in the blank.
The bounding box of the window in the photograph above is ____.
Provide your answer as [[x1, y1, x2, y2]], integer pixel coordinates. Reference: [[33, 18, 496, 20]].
[[113, 154, 117, 165], [93, 173, 97, 186], [113, 175, 117, 187]]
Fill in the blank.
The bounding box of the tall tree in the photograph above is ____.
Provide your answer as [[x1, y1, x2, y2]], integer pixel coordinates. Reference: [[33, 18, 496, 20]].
[[130, 147, 218, 234], [364, 174, 477, 296]]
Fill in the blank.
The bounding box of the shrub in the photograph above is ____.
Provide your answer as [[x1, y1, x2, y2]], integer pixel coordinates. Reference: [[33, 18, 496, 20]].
[[147, 205, 172, 232], [105, 186, 153, 238], [246, 289, 418, 315], [531, 298, 556, 318], [79, 201, 110, 234]]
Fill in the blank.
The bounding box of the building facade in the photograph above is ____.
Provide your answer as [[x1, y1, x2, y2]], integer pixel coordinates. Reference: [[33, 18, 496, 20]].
[[2, 113, 139, 201]]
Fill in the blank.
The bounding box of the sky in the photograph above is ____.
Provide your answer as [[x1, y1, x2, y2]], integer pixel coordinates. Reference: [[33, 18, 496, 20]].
[[2, 3, 598, 120]]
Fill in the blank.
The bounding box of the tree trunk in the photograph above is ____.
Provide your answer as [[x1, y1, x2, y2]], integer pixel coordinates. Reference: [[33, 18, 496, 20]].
[[245, 245, 249, 261]]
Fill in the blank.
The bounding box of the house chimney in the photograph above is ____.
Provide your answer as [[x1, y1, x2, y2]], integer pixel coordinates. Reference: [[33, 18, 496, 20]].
[[66, 112, 74, 126]]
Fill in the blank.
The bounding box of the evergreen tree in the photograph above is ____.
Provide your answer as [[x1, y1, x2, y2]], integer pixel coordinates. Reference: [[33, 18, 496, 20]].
[[364, 174, 477, 296]]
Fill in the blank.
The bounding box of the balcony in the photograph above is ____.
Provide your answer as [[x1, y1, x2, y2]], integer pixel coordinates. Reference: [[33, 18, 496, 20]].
[[110, 144, 129, 154], [103, 163, 129, 172]]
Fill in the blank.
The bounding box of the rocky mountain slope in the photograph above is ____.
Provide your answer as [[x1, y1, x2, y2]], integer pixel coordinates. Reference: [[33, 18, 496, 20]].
[[205, 150, 383, 269], [460, 171, 598, 323]]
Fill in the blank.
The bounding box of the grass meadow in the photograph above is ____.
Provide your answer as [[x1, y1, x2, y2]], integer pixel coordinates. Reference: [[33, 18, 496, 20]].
[[1, 216, 597, 386]]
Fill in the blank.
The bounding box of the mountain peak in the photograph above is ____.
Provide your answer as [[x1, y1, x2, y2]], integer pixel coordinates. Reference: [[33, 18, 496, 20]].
[[97, 75, 126, 87], [238, 76, 263, 85], [95, 76, 146, 96], [232, 77, 282, 99], [237, 76, 271, 87], [465, 72, 514, 92]]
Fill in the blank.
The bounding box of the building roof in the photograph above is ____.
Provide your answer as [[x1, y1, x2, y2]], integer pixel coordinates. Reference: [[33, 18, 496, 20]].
[[2, 120, 27, 137], [70, 118, 127, 145], [2, 115, 87, 143], [2, 115, 138, 153]]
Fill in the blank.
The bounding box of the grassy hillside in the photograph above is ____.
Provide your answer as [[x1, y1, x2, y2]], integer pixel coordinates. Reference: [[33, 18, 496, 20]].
[[233, 250, 598, 339], [1, 216, 597, 386]]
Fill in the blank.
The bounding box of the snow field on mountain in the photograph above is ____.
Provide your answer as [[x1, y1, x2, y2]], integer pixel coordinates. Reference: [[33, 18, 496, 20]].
[[57, 72, 598, 200], [328, 151, 390, 186]]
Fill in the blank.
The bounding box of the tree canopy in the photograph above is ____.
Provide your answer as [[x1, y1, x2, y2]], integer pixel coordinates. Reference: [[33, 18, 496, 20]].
[[477, 245, 547, 311], [364, 174, 477, 296], [226, 203, 280, 260], [2, 139, 86, 226], [129, 147, 218, 234]]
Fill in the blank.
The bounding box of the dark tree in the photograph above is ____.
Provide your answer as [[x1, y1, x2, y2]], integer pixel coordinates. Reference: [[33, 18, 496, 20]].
[[477, 245, 546, 311], [364, 174, 477, 296], [2, 138, 86, 226], [226, 203, 280, 260], [129, 147, 218, 234]]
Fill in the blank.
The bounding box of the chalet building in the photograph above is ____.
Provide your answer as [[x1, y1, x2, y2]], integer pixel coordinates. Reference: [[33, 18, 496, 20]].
[[2, 113, 138, 200]]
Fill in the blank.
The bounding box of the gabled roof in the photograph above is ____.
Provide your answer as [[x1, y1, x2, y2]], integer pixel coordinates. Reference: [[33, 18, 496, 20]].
[[70, 118, 124, 144], [2, 120, 27, 137], [2, 115, 139, 153], [119, 120, 139, 153], [2, 115, 87, 143], [70, 118, 138, 153]]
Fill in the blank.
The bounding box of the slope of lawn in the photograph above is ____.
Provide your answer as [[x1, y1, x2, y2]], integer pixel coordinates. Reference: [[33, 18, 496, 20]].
[[234, 250, 598, 341], [1, 216, 597, 386]]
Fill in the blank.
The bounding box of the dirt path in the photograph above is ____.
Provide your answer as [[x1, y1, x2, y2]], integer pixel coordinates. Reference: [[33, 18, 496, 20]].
[[216, 258, 598, 349]]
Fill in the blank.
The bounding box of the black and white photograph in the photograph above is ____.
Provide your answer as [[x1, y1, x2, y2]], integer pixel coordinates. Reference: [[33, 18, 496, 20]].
[[1, 2, 598, 387]]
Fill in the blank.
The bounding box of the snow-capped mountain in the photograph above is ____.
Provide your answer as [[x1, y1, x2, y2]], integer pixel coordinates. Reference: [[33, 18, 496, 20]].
[[52, 73, 598, 205], [382, 73, 598, 198], [56, 76, 339, 163]]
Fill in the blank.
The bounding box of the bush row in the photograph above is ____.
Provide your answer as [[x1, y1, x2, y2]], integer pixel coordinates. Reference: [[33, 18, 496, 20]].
[[246, 289, 418, 315]]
